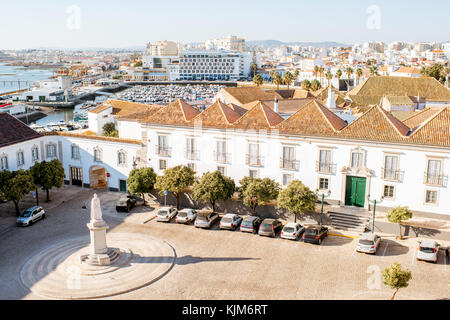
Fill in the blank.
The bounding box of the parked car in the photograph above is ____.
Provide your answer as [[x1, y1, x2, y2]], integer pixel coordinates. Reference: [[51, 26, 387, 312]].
[[219, 213, 243, 230], [17, 206, 45, 227], [156, 206, 178, 222], [194, 212, 220, 229], [258, 219, 283, 237], [240, 216, 262, 233], [281, 222, 305, 240], [302, 226, 329, 244], [116, 196, 137, 212], [175, 208, 198, 224], [356, 232, 381, 254], [416, 239, 440, 263]]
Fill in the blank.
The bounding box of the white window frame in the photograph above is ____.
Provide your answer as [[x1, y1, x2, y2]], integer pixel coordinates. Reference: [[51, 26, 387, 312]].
[[159, 159, 167, 171], [93, 147, 102, 162], [71, 144, 80, 160], [382, 185, 396, 200], [118, 150, 127, 166], [249, 169, 258, 179], [0, 155, 8, 170], [282, 173, 294, 186], [318, 177, 329, 191], [17, 150, 25, 167], [46, 143, 57, 159], [31, 146, 39, 162], [424, 189, 439, 206]]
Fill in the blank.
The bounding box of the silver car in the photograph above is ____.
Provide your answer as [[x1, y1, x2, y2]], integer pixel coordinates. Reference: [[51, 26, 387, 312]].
[[219, 213, 242, 231], [175, 208, 198, 224], [416, 239, 440, 263], [194, 212, 220, 229], [16, 206, 46, 227], [281, 222, 305, 240], [356, 233, 381, 254], [156, 207, 178, 222]]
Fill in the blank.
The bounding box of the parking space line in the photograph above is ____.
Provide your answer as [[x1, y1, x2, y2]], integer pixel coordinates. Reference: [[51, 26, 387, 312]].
[[411, 247, 417, 266], [382, 242, 389, 257]]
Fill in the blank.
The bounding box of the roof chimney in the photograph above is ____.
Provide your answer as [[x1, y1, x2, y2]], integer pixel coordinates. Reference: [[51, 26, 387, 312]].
[[274, 97, 279, 113], [326, 86, 336, 109]]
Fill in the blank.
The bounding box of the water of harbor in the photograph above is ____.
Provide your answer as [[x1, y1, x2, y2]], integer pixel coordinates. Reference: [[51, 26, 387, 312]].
[[0, 63, 53, 94]]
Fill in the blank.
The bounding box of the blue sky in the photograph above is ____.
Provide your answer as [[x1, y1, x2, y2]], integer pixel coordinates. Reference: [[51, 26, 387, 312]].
[[0, 0, 449, 49]]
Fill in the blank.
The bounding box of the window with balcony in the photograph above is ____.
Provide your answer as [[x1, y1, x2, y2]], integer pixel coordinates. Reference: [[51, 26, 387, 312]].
[[280, 146, 297, 170], [185, 137, 199, 160], [215, 140, 228, 163], [382, 155, 400, 181], [317, 149, 333, 174], [156, 135, 170, 157], [246, 143, 262, 167], [424, 159, 444, 186]]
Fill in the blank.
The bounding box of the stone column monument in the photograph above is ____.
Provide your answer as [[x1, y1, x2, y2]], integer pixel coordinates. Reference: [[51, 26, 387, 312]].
[[80, 194, 120, 266]]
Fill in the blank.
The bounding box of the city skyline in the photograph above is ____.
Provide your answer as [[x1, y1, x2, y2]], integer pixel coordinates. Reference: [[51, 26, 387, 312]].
[[1, 0, 449, 50]]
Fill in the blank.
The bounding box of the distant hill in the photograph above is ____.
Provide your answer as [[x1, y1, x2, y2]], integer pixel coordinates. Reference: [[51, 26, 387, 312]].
[[247, 40, 351, 48]]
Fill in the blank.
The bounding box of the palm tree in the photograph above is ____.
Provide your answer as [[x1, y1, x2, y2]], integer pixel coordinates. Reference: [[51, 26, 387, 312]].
[[283, 71, 294, 90], [345, 67, 354, 92], [293, 70, 300, 83], [301, 79, 311, 91], [273, 72, 283, 90], [325, 70, 333, 86], [318, 66, 325, 86], [369, 65, 379, 76], [252, 63, 258, 77], [253, 74, 263, 87], [356, 68, 363, 85]]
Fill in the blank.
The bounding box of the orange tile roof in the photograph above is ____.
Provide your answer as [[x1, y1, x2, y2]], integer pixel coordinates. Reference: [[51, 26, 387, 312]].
[[408, 107, 450, 146], [226, 103, 248, 115], [142, 99, 200, 125], [394, 66, 420, 74], [339, 105, 410, 142], [192, 100, 241, 128], [220, 87, 283, 105], [232, 101, 284, 130], [90, 99, 164, 117], [41, 131, 142, 145], [276, 100, 347, 136], [402, 108, 442, 130]]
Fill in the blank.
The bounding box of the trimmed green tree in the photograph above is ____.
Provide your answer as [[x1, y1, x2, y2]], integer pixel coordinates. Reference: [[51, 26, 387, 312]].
[[386, 206, 413, 240], [154, 165, 195, 210], [127, 167, 157, 206], [29, 161, 44, 206], [301, 79, 311, 91], [0, 170, 35, 216], [382, 262, 412, 300], [238, 177, 280, 215], [102, 123, 118, 138], [277, 180, 317, 222], [311, 79, 321, 91], [253, 74, 263, 87], [40, 159, 65, 202], [192, 171, 235, 212]]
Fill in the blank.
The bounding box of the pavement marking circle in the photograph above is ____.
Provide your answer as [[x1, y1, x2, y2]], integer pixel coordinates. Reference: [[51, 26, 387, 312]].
[[19, 232, 176, 300]]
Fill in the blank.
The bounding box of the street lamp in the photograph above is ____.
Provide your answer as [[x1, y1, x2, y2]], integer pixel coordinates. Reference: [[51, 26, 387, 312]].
[[316, 189, 331, 228], [368, 194, 384, 233]]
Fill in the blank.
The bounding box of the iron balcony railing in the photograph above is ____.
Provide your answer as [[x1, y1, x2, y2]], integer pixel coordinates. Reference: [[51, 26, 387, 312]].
[[316, 161, 335, 174], [280, 158, 299, 171], [381, 168, 402, 181], [155, 146, 171, 157], [185, 149, 200, 160], [214, 152, 230, 164], [423, 172, 446, 186], [246, 154, 264, 167]]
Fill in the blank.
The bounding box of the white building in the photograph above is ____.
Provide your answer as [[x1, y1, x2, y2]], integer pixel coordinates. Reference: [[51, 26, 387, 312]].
[[204, 36, 246, 52]]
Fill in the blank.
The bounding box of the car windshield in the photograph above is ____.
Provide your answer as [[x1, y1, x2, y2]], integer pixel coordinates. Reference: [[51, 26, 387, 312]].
[[158, 210, 168, 215], [242, 220, 253, 227], [305, 229, 318, 235], [260, 223, 273, 231], [283, 227, 295, 233], [420, 247, 435, 253], [178, 212, 187, 217], [20, 209, 33, 217], [221, 217, 232, 223], [359, 239, 374, 245]]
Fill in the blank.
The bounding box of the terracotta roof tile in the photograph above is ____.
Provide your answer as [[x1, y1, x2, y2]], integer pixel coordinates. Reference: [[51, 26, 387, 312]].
[[232, 101, 284, 130], [409, 107, 450, 146], [0, 113, 42, 148], [220, 87, 283, 105], [402, 108, 442, 130], [339, 105, 410, 142], [276, 100, 347, 136], [90, 99, 164, 117], [192, 100, 241, 128], [226, 103, 248, 115], [143, 99, 200, 125]]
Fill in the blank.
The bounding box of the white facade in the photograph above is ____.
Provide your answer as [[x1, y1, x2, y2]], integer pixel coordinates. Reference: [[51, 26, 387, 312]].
[[88, 106, 115, 135]]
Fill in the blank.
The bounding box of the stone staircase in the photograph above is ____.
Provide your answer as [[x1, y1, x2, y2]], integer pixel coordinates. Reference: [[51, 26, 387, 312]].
[[327, 206, 371, 233]]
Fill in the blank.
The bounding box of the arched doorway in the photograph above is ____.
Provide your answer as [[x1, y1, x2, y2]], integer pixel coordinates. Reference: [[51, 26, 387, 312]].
[[89, 165, 108, 189]]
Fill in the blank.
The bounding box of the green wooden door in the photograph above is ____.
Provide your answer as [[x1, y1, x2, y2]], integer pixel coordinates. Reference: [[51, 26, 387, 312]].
[[345, 176, 366, 207], [119, 179, 127, 192]]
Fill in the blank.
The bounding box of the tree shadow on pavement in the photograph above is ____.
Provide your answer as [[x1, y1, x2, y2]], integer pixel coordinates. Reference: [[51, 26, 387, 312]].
[[378, 239, 410, 256]]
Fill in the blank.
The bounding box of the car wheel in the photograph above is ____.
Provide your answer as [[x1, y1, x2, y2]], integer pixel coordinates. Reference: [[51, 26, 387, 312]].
[[42, 214, 45, 220], [29, 220, 33, 226], [319, 238, 322, 245]]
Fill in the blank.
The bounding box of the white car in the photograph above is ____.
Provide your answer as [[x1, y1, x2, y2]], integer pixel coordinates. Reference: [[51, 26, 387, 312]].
[[16, 206, 46, 227], [416, 239, 440, 263], [356, 233, 381, 254], [175, 208, 198, 224], [281, 222, 305, 240], [156, 207, 178, 222], [219, 213, 242, 230]]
